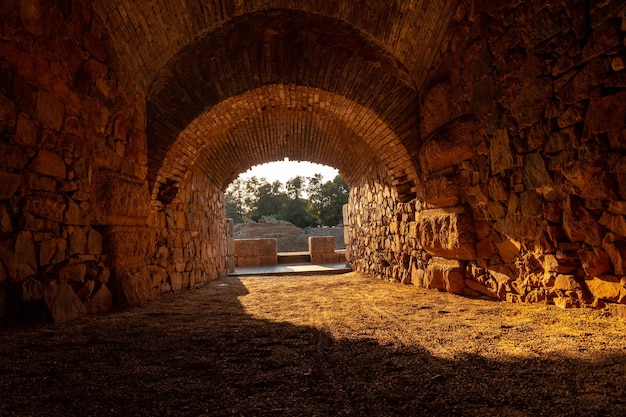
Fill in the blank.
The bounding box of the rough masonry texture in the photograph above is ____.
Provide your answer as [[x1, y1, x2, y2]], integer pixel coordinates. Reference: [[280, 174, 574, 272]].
[[0, 0, 625, 322]]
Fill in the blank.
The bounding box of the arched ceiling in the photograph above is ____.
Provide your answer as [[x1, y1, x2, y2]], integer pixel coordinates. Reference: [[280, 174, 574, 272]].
[[91, 2, 464, 204], [154, 85, 411, 202], [92, 0, 462, 94]]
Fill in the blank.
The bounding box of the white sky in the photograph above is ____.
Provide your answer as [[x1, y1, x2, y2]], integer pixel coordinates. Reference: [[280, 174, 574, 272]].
[[237, 159, 339, 184]]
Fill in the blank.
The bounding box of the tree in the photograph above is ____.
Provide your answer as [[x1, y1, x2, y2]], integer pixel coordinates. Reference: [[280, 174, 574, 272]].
[[319, 175, 349, 226], [283, 175, 314, 227], [225, 173, 348, 228], [255, 180, 288, 220]]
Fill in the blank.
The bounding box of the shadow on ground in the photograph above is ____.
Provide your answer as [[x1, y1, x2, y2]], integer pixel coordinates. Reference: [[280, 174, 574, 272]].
[[1, 277, 625, 416]]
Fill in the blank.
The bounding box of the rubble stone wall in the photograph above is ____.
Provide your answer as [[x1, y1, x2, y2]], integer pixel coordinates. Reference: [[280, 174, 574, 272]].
[[0, 0, 153, 322], [148, 166, 229, 294], [1, 0, 625, 324], [346, 1, 626, 310], [0, 1, 228, 323]]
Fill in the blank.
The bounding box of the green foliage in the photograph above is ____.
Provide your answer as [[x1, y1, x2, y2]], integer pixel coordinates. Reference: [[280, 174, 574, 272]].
[[224, 173, 348, 227]]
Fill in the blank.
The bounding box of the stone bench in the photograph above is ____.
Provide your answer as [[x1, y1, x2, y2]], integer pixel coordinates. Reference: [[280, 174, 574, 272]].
[[234, 238, 277, 267]]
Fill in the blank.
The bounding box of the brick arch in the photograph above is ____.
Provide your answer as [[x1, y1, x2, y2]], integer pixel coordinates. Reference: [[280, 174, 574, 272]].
[[154, 84, 416, 203], [146, 9, 420, 204]]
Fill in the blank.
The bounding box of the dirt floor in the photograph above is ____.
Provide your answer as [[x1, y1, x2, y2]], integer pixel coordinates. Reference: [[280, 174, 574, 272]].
[[1, 271, 626, 416]]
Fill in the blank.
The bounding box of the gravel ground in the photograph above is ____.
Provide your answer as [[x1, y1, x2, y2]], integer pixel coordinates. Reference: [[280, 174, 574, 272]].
[[1, 272, 625, 416]]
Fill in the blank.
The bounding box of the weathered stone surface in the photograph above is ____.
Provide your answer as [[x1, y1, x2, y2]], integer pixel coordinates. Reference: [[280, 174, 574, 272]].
[[553, 297, 576, 309], [234, 238, 277, 267], [599, 212, 626, 237], [17, 0, 44, 36], [14, 114, 38, 146], [23, 194, 66, 222], [85, 284, 113, 314], [0, 205, 12, 234], [585, 276, 623, 302], [103, 226, 156, 267], [0, 144, 28, 169], [86, 229, 103, 255], [423, 257, 466, 294], [30, 149, 66, 179], [63, 199, 90, 225], [494, 214, 539, 241], [509, 77, 552, 126], [523, 153, 553, 194], [111, 265, 153, 307], [420, 117, 474, 175], [92, 169, 150, 224], [59, 263, 87, 283], [0, 93, 17, 133], [0, 232, 37, 282], [554, 275, 582, 292], [556, 58, 611, 105], [35, 90, 64, 131], [21, 277, 44, 302], [38, 238, 66, 266], [490, 130, 515, 175], [0, 171, 21, 200], [578, 248, 614, 276], [21, 212, 59, 233], [43, 281, 86, 323], [603, 238, 626, 275], [421, 81, 451, 137], [563, 196, 604, 247], [582, 91, 626, 139], [422, 174, 460, 208], [69, 226, 87, 255], [418, 207, 476, 260]]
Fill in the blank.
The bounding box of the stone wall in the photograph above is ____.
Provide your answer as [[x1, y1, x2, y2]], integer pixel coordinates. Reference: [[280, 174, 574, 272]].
[[1, 0, 625, 324], [0, 1, 229, 323], [148, 166, 229, 294], [346, 1, 626, 310], [0, 0, 151, 322]]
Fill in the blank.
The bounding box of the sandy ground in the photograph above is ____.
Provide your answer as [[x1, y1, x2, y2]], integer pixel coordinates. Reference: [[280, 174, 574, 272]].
[[1, 272, 626, 416]]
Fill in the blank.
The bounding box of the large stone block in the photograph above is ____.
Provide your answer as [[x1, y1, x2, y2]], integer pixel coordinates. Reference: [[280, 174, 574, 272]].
[[422, 174, 460, 208], [102, 226, 156, 267], [43, 281, 86, 323], [490, 130, 515, 175], [35, 90, 64, 131], [0, 171, 21, 200], [309, 236, 335, 263], [585, 276, 624, 303], [233, 238, 277, 267], [420, 117, 474, 175], [563, 196, 604, 247], [0, 232, 37, 282], [0, 144, 28, 170], [423, 257, 466, 294], [92, 169, 150, 225], [582, 91, 626, 139], [23, 194, 66, 222], [111, 264, 153, 307], [523, 153, 553, 194], [30, 149, 66, 179], [85, 284, 113, 314], [418, 206, 477, 260], [421, 80, 451, 137]]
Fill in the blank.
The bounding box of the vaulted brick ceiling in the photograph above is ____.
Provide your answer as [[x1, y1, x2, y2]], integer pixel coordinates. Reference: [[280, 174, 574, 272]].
[[92, 1, 463, 202]]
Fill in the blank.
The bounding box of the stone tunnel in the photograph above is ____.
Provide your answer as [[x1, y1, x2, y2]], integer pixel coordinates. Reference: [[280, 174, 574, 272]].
[[1, 0, 625, 322]]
